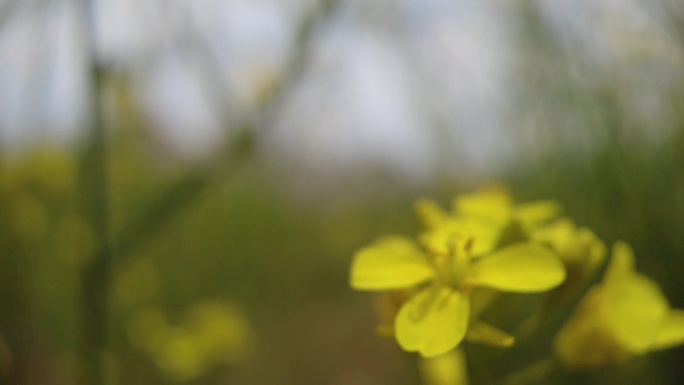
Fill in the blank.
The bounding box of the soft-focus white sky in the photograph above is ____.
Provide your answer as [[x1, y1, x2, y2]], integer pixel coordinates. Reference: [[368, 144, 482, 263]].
[[0, 0, 681, 181]]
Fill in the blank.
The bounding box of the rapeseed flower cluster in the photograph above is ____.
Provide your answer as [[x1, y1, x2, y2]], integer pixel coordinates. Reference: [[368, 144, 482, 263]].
[[350, 188, 684, 370], [350, 189, 568, 357]]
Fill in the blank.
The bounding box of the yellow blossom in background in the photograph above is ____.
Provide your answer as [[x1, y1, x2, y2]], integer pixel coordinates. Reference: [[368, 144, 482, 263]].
[[350, 233, 566, 357], [454, 189, 561, 234], [127, 301, 253, 381], [417, 189, 561, 257], [0, 147, 76, 199], [554, 241, 684, 369], [531, 218, 606, 287], [530, 218, 607, 309]]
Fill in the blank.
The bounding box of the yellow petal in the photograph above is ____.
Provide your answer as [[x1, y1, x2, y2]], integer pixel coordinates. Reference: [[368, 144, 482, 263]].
[[515, 200, 562, 227], [652, 309, 684, 350], [553, 287, 632, 369], [453, 190, 512, 226], [415, 198, 448, 229], [532, 220, 606, 276], [465, 320, 514, 347], [603, 273, 669, 353], [350, 236, 434, 291], [604, 241, 636, 285], [577, 228, 607, 274], [469, 243, 566, 292], [530, 219, 574, 249], [395, 287, 469, 357]]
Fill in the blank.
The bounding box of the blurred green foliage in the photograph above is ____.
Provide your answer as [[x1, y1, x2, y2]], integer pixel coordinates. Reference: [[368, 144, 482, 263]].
[[0, 129, 424, 384], [1, 116, 683, 384], [1, 2, 684, 384]]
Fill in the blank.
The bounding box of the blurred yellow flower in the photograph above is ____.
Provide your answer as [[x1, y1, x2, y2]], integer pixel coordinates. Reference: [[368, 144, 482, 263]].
[[417, 189, 561, 257], [531, 218, 606, 306], [350, 234, 565, 357], [127, 301, 253, 381], [554, 241, 684, 369]]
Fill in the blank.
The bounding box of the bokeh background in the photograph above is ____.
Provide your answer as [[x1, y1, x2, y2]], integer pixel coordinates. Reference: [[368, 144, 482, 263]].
[[1, 0, 683, 384]]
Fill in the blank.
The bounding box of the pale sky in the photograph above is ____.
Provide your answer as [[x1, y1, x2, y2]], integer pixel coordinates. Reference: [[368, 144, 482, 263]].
[[0, 0, 681, 181]]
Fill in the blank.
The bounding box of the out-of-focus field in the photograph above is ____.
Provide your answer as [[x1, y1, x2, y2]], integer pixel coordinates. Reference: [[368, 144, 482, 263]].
[[1, 1, 683, 384]]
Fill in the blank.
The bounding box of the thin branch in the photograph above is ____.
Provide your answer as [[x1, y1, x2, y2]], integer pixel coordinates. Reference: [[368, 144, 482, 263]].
[[75, 4, 339, 380], [110, 0, 340, 262], [78, 0, 113, 384]]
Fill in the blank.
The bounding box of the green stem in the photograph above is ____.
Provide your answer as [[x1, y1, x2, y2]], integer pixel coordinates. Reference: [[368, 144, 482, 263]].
[[78, 1, 113, 384], [419, 348, 470, 385], [108, 0, 341, 264]]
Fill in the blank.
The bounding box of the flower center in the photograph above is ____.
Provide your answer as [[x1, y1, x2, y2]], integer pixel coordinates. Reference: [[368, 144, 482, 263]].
[[431, 236, 472, 289]]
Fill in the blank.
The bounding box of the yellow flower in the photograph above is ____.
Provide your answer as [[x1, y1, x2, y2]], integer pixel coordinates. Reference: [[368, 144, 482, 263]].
[[532, 219, 605, 281], [350, 235, 566, 357], [454, 189, 561, 233], [531, 218, 606, 304], [554, 241, 684, 369], [417, 189, 561, 257]]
